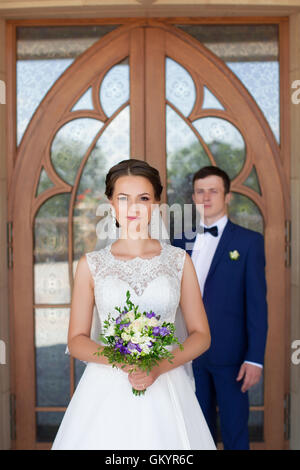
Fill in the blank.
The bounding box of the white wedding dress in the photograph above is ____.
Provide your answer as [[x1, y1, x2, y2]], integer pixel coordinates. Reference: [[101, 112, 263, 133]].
[[51, 242, 216, 450]]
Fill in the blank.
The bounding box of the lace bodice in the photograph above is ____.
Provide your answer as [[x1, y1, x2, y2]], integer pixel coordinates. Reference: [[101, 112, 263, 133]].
[[85, 242, 186, 335]]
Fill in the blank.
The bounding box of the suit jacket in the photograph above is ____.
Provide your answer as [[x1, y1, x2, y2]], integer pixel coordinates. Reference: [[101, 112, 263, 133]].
[[172, 220, 268, 366]]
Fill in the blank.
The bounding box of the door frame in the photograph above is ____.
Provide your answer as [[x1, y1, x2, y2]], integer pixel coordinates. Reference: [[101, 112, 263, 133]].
[[6, 17, 290, 450]]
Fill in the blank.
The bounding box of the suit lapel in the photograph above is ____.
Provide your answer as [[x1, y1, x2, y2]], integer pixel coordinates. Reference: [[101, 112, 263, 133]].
[[204, 220, 237, 286]]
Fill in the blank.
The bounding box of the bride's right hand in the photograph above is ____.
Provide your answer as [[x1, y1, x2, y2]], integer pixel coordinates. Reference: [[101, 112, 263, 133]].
[[115, 363, 136, 374]]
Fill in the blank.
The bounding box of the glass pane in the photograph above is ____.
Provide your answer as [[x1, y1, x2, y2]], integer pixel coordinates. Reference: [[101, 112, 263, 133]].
[[34, 193, 71, 304], [193, 117, 246, 180], [36, 167, 54, 197], [167, 105, 210, 207], [166, 57, 196, 116], [202, 86, 225, 110], [73, 106, 130, 257], [243, 165, 262, 195], [100, 58, 130, 117], [228, 61, 279, 142], [228, 193, 264, 234], [17, 25, 119, 144], [249, 374, 264, 406], [71, 86, 94, 111], [51, 118, 103, 185], [176, 24, 279, 142], [36, 411, 65, 442], [35, 308, 70, 407], [249, 410, 264, 442], [17, 58, 73, 145]]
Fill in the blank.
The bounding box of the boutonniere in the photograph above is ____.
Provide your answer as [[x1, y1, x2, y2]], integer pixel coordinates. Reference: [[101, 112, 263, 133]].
[[229, 250, 240, 261]]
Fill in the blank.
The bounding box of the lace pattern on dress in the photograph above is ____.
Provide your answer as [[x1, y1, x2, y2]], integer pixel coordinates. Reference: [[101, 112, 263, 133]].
[[86, 243, 186, 297], [85, 243, 186, 328]]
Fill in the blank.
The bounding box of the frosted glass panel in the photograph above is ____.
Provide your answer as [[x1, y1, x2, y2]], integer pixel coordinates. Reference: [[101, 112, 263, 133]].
[[51, 118, 103, 185], [73, 106, 130, 257], [17, 25, 118, 145], [229, 193, 264, 234], [228, 61, 279, 142], [166, 57, 196, 116], [177, 24, 279, 142], [72, 87, 94, 111], [166, 105, 210, 207], [100, 58, 130, 117], [34, 193, 71, 304], [193, 117, 246, 179], [36, 412, 65, 442], [202, 86, 225, 110], [244, 165, 262, 195], [36, 167, 54, 197], [17, 59, 73, 145], [35, 308, 70, 407]]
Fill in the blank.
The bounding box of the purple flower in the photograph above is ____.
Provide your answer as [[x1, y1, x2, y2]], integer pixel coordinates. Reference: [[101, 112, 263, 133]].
[[160, 327, 170, 337], [146, 311, 156, 319], [119, 322, 130, 330], [135, 344, 142, 353], [114, 338, 124, 348], [127, 342, 136, 352], [152, 327, 160, 336], [116, 316, 121, 324], [148, 341, 153, 348], [120, 345, 130, 355]]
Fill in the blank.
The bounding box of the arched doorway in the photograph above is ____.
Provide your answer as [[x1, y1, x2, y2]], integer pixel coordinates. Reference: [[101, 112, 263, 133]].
[[9, 21, 289, 449]]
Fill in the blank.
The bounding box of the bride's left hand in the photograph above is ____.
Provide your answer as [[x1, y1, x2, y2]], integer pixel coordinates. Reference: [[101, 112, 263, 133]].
[[128, 367, 159, 390]]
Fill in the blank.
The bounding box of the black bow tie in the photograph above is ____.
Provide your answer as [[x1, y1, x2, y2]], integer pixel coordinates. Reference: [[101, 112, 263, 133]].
[[204, 226, 218, 237]]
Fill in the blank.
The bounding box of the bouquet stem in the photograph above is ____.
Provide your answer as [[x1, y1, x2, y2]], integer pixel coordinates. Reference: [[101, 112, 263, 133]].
[[132, 387, 146, 396]]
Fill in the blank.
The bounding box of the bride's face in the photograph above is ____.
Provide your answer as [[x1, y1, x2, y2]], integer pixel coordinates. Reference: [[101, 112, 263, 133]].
[[110, 175, 158, 235]]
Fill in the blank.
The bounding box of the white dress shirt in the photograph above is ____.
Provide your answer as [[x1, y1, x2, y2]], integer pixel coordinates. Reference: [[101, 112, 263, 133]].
[[191, 214, 262, 369]]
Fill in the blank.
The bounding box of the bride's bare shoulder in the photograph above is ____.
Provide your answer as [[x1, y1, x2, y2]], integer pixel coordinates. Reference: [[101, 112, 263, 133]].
[[74, 252, 99, 284]]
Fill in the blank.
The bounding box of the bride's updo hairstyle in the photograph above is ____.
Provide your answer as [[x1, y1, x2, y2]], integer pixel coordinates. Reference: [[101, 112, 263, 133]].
[[105, 158, 163, 201]]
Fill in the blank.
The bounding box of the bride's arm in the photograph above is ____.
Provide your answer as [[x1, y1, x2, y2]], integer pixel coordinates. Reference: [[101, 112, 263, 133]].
[[129, 253, 211, 388], [67, 255, 128, 368], [67, 255, 109, 364]]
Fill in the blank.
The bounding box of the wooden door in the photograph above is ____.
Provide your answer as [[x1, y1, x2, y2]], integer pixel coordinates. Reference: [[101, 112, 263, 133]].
[[8, 21, 289, 449]]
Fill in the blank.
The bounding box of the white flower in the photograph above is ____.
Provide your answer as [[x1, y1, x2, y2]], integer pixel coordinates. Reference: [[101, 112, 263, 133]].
[[121, 332, 131, 342], [131, 332, 142, 344], [147, 317, 159, 327], [141, 344, 150, 354], [126, 310, 135, 322], [106, 324, 115, 337], [229, 250, 240, 260], [139, 335, 152, 345], [131, 318, 145, 332]]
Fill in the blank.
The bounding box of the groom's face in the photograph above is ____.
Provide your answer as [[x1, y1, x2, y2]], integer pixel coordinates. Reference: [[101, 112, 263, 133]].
[[192, 175, 231, 222]]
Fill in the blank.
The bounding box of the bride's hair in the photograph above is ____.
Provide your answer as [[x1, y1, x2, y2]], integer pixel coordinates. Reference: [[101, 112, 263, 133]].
[[105, 159, 163, 201]]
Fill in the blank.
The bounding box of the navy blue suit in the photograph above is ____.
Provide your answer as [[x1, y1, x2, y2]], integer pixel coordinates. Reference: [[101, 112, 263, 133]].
[[172, 220, 268, 449]]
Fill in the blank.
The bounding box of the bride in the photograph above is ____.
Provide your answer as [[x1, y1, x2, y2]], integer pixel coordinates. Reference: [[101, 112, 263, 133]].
[[51, 159, 216, 450]]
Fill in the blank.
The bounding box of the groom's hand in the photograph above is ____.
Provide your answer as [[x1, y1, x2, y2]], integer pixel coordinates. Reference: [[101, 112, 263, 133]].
[[236, 362, 262, 393]]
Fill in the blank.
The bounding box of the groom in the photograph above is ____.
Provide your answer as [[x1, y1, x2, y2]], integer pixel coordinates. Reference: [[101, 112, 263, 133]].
[[172, 166, 268, 450]]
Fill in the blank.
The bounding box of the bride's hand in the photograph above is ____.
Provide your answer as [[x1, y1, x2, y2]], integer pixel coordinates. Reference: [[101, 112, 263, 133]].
[[128, 367, 159, 390], [114, 363, 136, 374]]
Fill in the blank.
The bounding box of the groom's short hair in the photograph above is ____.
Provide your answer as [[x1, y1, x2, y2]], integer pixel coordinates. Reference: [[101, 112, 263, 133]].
[[193, 166, 231, 194]]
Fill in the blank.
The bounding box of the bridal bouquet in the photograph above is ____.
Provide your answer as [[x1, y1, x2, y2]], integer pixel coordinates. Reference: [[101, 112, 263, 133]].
[[94, 290, 183, 396]]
